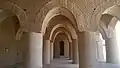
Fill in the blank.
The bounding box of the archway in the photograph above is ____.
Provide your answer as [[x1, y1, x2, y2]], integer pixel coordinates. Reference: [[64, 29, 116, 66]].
[[41, 6, 79, 66], [0, 9, 22, 68], [45, 16, 76, 60], [53, 33, 70, 58], [59, 40, 65, 56], [42, 13, 79, 66], [59, 41, 65, 56], [51, 28, 72, 59], [98, 5, 120, 64]]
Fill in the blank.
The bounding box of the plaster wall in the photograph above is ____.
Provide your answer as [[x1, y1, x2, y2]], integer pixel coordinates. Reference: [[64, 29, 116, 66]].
[[0, 17, 23, 67]]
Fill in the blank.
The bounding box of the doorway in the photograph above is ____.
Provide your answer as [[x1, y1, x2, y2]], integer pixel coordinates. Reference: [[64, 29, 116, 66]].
[[59, 41, 64, 56]]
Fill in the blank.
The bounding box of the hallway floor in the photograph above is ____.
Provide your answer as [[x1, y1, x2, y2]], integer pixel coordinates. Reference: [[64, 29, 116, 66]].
[[44, 57, 79, 68], [43, 56, 120, 68], [5, 57, 120, 68]]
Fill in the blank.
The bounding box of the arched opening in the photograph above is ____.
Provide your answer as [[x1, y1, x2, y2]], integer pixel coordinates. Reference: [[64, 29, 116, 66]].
[[0, 9, 21, 68], [42, 7, 78, 66], [98, 5, 120, 65], [53, 33, 70, 59], [43, 15, 77, 59], [51, 28, 72, 60], [59, 41, 64, 56]]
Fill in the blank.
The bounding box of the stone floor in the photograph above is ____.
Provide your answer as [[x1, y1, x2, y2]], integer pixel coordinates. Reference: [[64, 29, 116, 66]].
[[44, 56, 120, 68], [5, 56, 120, 68], [44, 57, 79, 68], [98, 62, 120, 68]]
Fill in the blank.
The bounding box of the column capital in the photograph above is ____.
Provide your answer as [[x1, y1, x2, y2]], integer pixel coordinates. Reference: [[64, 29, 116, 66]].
[[103, 29, 116, 40], [98, 21, 116, 40], [77, 31, 96, 39]]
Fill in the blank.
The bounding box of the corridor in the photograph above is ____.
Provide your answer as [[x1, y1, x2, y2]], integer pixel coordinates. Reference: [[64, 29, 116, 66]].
[[1, 0, 120, 68], [44, 56, 79, 68]]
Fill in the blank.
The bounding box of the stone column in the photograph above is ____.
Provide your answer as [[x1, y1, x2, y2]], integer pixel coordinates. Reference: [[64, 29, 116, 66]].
[[72, 39, 79, 64], [105, 38, 120, 64], [50, 42, 54, 60], [64, 40, 69, 58], [43, 39, 50, 64], [25, 32, 43, 68], [78, 31, 97, 68], [99, 18, 120, 64], [54, 41, 60, 58], [69, 42, 72, 60]]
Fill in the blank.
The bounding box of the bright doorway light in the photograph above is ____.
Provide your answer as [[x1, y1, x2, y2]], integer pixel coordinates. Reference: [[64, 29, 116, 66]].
[[115, 20, 120, 47], [115, 20, 120, 59], [99, 33, 106, 61]]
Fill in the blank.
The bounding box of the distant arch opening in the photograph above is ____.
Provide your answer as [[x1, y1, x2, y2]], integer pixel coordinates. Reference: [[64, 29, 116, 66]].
[[59, 41, 64, 56]]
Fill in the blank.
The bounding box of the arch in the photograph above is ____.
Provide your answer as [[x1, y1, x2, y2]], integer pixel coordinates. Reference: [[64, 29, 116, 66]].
[[98, 19, 117, 40], [0, 10, 14, 23], [101, 5, 120, 27], [100, 14, 113, 27], [52, 31, 71, 43], [35, 1, 85, 33], [45, 22, 77, 40], [0, 1, 27, 25], [91, 1, 120, 39], [91, 1, 116, 31], [0, 1, 27, 40], [98, 4, 120, 40], [98, 22, 108, 40], [0, 11, 22, 40], [41, 7, 77, 35], [16, 30, 24, 40], [51, 28, 72, 43]]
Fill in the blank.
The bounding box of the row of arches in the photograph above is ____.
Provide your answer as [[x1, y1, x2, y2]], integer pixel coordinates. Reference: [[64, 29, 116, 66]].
[[1, 1, 120, 68]]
